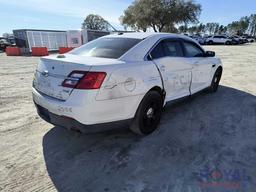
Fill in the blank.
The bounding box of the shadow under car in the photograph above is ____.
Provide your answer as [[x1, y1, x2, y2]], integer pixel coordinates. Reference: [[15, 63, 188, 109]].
[[43, 85, 256, 192]]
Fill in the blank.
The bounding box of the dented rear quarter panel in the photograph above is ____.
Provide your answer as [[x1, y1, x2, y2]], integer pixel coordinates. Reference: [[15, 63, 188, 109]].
[[93, 61, 163, 101]]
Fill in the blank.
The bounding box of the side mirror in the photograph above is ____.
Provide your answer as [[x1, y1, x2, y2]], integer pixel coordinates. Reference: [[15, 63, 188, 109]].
[[205, 51, 215, 57]]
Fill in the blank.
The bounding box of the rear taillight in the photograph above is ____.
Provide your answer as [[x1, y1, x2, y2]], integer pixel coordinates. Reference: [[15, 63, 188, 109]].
[[62, 71, 106, 90]]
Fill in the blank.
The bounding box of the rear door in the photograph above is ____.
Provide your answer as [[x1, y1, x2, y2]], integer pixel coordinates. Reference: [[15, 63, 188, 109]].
[[150, 39, 192, 101], [182, 41, 212, 94]]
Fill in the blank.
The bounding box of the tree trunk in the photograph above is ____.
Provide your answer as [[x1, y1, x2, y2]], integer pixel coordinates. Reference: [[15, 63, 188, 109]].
[[152, 25, 158, 32], [158, 25, 164, 32]]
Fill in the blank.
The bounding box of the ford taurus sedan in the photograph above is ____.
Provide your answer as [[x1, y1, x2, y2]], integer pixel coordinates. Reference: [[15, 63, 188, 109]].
[[32, 33, 222, 135]]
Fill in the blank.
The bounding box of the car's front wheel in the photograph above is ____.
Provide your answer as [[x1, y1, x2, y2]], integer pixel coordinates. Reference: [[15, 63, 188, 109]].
[[130, 90, 163, 135], [208, 41, 213, 45], [209, 68, 222, 93]]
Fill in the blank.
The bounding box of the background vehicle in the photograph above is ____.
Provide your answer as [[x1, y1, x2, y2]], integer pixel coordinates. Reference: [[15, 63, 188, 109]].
[[199, 35, 212, 45], [240, 36, 249, 43], [243, 35, 255, 43], [205, 35, 233, 45], [0, 38, 11, 52], [231, 35, 243, 44], [189, 35, 205, 45], [32, 33, 222, 135]]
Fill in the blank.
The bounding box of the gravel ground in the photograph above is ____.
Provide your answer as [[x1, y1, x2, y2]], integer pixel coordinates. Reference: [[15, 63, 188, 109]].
[[0, 44, 256, 192]]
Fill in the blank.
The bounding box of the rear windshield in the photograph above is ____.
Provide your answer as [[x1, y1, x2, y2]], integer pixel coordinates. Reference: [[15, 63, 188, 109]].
[[70, 37, 142, 59]]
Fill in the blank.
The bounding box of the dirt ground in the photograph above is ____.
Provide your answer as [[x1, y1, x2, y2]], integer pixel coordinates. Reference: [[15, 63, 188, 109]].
[[0, 44, 256, 192]]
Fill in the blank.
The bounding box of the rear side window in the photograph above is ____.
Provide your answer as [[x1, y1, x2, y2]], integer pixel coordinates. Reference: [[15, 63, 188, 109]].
[[183, 41, 204, 57], [150, 40, 183, 59], [70, 37, 142, 59], [163, 40, 183, 57]]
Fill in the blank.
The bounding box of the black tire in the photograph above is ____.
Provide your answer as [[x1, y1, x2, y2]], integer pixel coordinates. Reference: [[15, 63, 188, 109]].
[[208, 41, 213, 45], [209, 68, 222, 93], [130, 91, 163, 135], [225, 41, 231, 45]]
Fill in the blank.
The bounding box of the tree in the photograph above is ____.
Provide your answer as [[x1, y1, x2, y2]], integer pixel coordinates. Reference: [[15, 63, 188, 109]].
[[196, 23, 206, 34], [162, 24, 178, 33], [205, 23, 213, 35], [214, 23, 220, 34], [120, 0, 201, 32], [227, 21, 240, 35], [82, 14, 109, 31], [227, 17, 250, 35], [205, 23, 219, 35], [218, 25, 227, 34], [178, 25, 188, 33], [187, 26, 198, 34], [248, 14, 256, 36], [239, 16, 250, 34]]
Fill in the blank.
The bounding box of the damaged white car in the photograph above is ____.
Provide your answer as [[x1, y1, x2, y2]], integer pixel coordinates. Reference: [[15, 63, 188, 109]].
[[32, 33, 222, 135]]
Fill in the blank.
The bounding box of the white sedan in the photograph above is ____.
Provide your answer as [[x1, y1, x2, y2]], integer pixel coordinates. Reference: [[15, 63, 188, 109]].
[[32, 33, 222, 135]]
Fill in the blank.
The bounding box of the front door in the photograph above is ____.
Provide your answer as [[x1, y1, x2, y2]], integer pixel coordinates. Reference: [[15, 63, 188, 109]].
[[150, 39, 192, 101], [182, 41, 212, 94]]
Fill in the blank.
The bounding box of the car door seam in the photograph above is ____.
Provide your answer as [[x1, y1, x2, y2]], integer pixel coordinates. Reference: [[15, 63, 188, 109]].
[[151, 60, 165, 92], [189, 70, 193, 95]]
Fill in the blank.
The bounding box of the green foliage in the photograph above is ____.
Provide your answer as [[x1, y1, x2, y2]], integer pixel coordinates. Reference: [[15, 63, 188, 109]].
[[205, 23, 219, 35], [82, 14, 109, 31], [218, 25, 227, 34], [248, 14, 256, 36], [179, 22, 228, 35], [120, 0, 201, 32], [178, 25, 188, 33], [227, 16, 250, 35]]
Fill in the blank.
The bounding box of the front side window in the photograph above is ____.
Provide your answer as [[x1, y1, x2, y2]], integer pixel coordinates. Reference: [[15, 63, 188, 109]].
[[183, 41, 204, 57], [163, 40, 183, 57], [70, 37, 142, 59]]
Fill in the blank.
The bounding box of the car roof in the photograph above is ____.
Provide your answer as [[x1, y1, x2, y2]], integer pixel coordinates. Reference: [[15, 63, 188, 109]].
[[113, 32, 202, 62], [106, 32, 191, 40]]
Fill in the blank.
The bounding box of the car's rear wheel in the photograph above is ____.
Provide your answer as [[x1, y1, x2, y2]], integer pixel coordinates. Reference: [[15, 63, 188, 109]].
[[209, 68, 222, 93], [130, 91, 163, 135]]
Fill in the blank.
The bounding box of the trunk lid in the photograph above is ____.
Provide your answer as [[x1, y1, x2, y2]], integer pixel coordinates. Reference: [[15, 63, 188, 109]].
[[33, 57, 90, 100], [33, 54, 119, 101]]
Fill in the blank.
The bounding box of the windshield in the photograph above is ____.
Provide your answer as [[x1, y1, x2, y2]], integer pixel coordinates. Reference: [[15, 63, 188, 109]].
[[70, 37, 142, 59]]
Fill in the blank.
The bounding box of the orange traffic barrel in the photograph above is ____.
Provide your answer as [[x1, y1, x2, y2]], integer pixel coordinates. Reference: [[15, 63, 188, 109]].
[[31, 47, 49, 56], [59, 47, 74, 54], [5, 47, 21, 56]]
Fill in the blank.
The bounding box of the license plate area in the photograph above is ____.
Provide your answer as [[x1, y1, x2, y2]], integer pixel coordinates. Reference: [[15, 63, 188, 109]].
[[34, 71, 71, 101]]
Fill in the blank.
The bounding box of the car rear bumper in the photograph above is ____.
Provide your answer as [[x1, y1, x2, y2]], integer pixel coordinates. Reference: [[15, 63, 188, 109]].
[[34, 103, 132, 133], [32, 86, 143, 125]]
